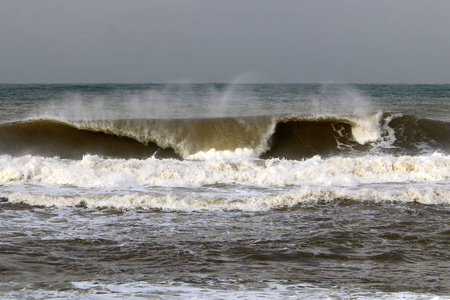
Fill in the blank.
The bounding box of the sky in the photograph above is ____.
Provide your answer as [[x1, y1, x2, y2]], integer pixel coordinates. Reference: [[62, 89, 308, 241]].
[[1, 0, 450, 84]]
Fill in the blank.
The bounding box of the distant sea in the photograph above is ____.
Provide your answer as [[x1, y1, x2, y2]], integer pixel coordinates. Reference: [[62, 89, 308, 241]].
[[0, 84, 449, 299]]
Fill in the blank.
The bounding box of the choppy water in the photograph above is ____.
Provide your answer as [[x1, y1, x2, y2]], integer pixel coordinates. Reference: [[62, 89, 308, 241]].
[[0, 84, 449, 299]]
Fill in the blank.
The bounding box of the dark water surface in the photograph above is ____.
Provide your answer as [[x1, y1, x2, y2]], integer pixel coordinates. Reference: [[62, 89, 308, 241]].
[[1, 200, 449, 298]]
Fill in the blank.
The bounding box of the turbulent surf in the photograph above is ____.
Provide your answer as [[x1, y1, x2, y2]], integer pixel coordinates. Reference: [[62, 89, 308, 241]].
[[0, 83, 449, 299]]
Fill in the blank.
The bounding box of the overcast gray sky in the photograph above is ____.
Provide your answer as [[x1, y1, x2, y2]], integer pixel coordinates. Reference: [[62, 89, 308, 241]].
[[1, 0, 449, 83]]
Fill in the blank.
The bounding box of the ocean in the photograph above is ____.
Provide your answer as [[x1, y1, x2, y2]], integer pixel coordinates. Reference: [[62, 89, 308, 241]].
[[0, 83, 449, 299]]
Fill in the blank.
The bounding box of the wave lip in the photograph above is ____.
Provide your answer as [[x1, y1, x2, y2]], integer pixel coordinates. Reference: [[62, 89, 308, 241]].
[[70, 116, 277, 158]]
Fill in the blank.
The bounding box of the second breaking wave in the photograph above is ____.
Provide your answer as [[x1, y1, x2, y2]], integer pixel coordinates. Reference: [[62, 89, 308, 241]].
[[1, 153, 449, 209]]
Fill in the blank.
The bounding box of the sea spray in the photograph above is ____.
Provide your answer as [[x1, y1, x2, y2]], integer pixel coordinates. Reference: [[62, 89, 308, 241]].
[[32, 83, 268, 122], [312, 84, 375, 116]]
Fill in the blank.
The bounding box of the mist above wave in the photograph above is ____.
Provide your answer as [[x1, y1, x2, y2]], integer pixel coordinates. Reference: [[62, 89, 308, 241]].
[[28, 83, 378, 121]]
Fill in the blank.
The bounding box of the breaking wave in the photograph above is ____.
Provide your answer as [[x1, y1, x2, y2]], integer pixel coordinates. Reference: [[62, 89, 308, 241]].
[[5, 186, 449, 211], [0, 112, 448, 160]]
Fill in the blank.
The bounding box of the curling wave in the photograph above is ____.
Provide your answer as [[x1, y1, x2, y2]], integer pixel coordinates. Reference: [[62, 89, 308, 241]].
[[0, 112, 448, 160]]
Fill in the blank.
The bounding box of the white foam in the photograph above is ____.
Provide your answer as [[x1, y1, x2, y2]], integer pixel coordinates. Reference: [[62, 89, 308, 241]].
[[70, 280, 450, 300], [1, 153, 449, 189], [1, 153, 449, 210], [348, 111, 382, 144], [376, 113, 402, 149], [187, 147, 258, 160], [3, 280, 444, 300], [5, 184, 449, 211]]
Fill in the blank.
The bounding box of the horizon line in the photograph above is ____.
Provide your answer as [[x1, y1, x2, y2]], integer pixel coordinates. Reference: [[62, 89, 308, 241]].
[[0, 82, 447, 85]]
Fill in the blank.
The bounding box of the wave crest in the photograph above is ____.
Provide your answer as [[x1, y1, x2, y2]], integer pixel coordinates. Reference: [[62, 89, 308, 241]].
[[0, 113, 448, 160]]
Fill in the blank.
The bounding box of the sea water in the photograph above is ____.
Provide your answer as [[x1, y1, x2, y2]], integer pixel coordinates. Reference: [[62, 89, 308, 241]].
[[0, 83, 449, 299]]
